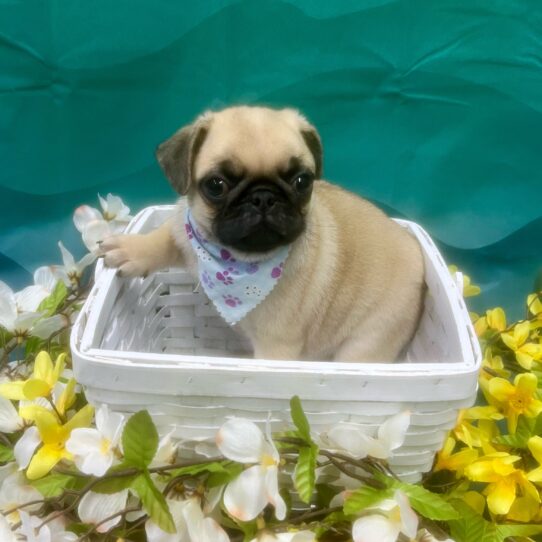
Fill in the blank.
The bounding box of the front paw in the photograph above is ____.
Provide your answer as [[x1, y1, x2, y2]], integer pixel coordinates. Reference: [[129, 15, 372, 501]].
[[100, 234, 153, 277]]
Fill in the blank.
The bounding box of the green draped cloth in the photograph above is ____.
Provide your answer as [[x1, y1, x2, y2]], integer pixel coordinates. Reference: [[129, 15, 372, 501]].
[[1, 1, 541, 318]]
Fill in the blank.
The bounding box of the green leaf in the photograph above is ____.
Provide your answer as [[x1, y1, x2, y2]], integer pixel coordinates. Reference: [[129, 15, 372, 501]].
[[448, 500, 542, 542], [93, 474, 137, 494], [207, 463, 244, 488], [168, 461, 228, 479], [31, 473, 79, 497], [391, 481, 459, 520], [122, 410, 159, 469], [497, 524, 542, 539], [290, 395, 311, 443], [494, 415, 537, 449], [25, 337, 43, 356], [38, 281, 68, 317], [132, 471, 175, 534], [343, 486, 392, 516], [294, 444, 318, 503], [0, 444, 14, 463]]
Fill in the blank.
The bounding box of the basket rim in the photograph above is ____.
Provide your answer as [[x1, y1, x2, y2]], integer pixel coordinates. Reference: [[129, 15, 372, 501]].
[[71, 204, 482, 377]]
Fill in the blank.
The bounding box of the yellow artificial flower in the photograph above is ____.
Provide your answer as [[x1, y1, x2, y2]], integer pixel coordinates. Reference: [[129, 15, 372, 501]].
[[457, 421, 499, 455], [465, 453, 540, 516], [488, 373, 542, 433], [527, 436, 542, 484], [480, 349, 510, 380], [448, 265, 481, 297], [527, 294, 542, 318], [486, 308, 507, 332], [23, 404, 93, 480], [434, 436, 478, 475], [500, 321, 542, 370], [55, 378, 76, 416], [0, 351, 66, 400], [464, 491, 486, 515]]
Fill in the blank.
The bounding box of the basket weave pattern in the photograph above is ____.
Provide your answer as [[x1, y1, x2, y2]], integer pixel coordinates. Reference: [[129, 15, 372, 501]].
[[71, 205, 481, 482]]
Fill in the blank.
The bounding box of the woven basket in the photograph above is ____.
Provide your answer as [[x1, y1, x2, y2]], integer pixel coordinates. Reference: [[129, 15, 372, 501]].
[[71, 205, 481, 483]]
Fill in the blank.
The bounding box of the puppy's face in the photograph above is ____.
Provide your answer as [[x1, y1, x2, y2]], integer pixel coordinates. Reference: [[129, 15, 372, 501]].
[[156, 106, 322, 254]]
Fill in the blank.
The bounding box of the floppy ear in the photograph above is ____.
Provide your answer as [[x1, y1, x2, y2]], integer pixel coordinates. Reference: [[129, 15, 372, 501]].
[[300, 125, 323, 179], [283, 109, 323, 179], [155, 114, 211, 195]]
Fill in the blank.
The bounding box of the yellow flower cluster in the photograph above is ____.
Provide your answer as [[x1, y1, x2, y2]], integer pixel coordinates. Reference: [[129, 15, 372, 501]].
[[434, 274, 542, 523], [0, 351, 93, 479]]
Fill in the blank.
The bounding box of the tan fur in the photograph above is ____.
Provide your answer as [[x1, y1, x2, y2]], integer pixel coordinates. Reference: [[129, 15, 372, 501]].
[[101, 106, 425, 362]]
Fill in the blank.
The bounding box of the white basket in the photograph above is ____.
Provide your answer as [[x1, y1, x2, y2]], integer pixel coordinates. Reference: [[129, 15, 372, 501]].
[[71, 205, 481, 483]]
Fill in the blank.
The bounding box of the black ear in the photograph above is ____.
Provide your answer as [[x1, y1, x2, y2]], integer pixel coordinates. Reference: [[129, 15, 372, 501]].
[[155, 118, 210, 195], [301, 127, 323, 179]]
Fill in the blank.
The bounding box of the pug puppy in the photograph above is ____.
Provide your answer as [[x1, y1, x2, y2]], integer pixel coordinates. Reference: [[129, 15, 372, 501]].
[[101, 106, 425, 362]]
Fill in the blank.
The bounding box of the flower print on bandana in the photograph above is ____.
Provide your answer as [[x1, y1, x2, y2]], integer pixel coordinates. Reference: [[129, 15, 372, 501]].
[[185, 210, 290, 324]]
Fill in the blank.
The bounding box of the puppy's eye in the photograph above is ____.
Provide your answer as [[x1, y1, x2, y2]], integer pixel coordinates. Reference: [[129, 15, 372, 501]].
[[203, 177, 228, 199], [293, 173, 313, 193]]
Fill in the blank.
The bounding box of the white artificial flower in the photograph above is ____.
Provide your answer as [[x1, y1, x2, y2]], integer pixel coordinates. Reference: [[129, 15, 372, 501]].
[[77, 489, 129, 533], [73, 195, 132, 252], [0, 472, 42, 524], [352, 490, 418, 542], [151, 429, 179, 467], [250, 531, 317, 541], [216, 418, 286, 521], [14, 426, 41, 470], [98, 193, 132, 224], [0, 513, 17, 542], [0, 397, 24, 433], [324, 411, 410, 460], [145, 497, 229, 542], [18, 510, 77, 542], [0, 281, 65, 339], [14, 267, 58, 313], [53, 242, 96, 286], [66, 404, 124, 476]]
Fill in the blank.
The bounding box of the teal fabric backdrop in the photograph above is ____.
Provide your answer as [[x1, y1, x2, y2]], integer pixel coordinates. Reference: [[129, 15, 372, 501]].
[[1, 0, 541, 318]]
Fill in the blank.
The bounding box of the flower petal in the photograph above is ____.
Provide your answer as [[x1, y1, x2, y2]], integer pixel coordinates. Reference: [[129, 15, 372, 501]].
[[65, 428, 103, 456], [265, 465, 286, 520], [486, 479, 516, 515], [82, 221, 111, 254], [394, 490, 418, 539], [26, 446, 62, 480], [73, 206, 103, 233], [0, 397, 23, 432], [326, 423, 373, 458], [33, 267, 58, 293], [0, 381, 26, 401], [224, 464, 268, 521], [78, 490, 128, 533], [146, 499, 189, 542], [58, 242, 76, 271], [0, 511, 17, 542], [377, 411, 410, 454], [528, 436, 542, 465], [15, 285, 49, 313], [216, 418, 266, 463], [0, 281, 16, 331], [14, 426, 40, 469], [352, 515, 401, 542], [31, 314, 67, 339]]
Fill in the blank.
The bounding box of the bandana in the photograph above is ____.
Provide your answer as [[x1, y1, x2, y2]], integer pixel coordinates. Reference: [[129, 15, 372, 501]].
[[185, 210, 290, 325]]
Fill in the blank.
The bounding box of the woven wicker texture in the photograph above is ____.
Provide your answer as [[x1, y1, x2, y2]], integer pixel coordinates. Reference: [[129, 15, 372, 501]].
[[72, 206, 481, 482]]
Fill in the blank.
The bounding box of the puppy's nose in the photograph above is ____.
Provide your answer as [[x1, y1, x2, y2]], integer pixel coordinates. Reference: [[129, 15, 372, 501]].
[[250, 189, 277, 212]]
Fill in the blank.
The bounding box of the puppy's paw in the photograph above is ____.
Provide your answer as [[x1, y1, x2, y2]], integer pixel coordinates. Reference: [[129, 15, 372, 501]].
[[100, 234, 153, 277]]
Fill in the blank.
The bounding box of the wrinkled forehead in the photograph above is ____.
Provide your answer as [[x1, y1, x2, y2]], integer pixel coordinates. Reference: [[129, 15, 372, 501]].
[[193, 111, 315, 179]]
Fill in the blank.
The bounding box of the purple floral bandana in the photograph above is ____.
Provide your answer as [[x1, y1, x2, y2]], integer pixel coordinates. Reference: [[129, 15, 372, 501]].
[[185, 210, 290, 325]]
